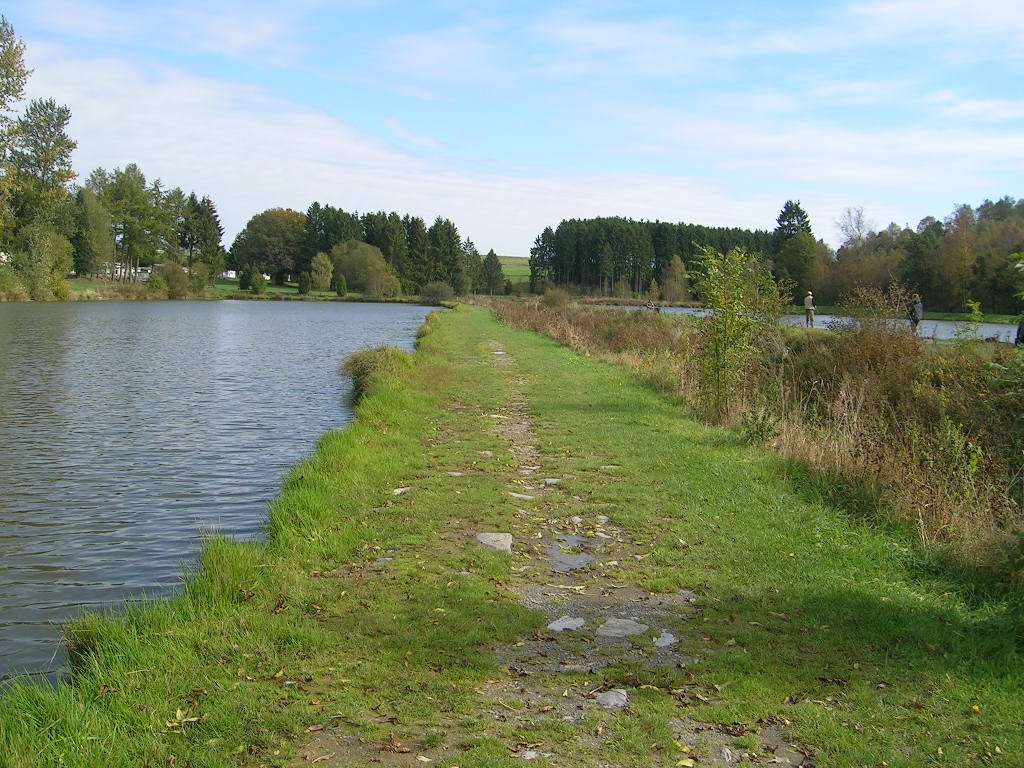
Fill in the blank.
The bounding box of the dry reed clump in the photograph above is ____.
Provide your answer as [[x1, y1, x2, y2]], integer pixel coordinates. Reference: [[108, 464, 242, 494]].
[[487, 297, 1023, 579], [777, 322, 1022, 574]]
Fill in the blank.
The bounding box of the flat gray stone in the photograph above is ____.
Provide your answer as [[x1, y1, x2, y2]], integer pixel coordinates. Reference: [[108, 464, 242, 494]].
[[476, 532, 513, 552], [595, 688, 629, 709], [548, 616, 586, 632], [508, 492, 534, 501], [596, 618, 649, 637], [654, 631, 677, 648]]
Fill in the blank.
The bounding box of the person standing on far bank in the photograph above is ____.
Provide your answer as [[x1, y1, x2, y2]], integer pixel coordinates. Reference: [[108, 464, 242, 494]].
[[803, 291, 816, 327], [907, 293, 924, 334]]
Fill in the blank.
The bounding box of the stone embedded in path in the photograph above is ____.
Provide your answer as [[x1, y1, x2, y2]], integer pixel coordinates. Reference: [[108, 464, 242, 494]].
[[654, 631, 677, 648], [508, 491, 534, 501], [543, 478, 562, 486], [476, 532, 513, 552], [392, 487, 410, 495], [595, 689, 630, 709], [596, 618, 649, 637], [447, 471, 464, 477], [548, 616, 587, 632]]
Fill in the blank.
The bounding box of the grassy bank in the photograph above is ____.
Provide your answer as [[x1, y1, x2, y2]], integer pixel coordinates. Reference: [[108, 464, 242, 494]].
[[1, 305, 1021, 767]]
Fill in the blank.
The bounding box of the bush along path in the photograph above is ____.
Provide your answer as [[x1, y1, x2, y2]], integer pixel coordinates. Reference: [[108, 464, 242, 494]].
[[2, 304, 1020, 767], [291, 306, 1022, 768]]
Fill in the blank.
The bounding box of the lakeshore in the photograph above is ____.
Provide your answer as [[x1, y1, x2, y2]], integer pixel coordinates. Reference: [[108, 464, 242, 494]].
[[1, 304, 1021, 767]]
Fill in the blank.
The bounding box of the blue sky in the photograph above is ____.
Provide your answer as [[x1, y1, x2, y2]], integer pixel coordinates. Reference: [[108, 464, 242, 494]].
[[6, 0, 1024, 255]]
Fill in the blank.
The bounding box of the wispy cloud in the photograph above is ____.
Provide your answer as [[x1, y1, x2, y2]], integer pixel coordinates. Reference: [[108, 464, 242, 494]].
[[384, 118, 441, 148]]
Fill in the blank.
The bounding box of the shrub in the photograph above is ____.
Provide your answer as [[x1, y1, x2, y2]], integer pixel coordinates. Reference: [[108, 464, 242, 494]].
[[189, 263, 211, 295], [250, 270, 267, 295], [157, 262, 189, 299], [238, 264, 253, 291], [297, 271, 311, 295], [330, 240, 400, 295], [146, 271, 168, 297], [366, 270, 401, 299], [420, 281, 454, 305], [540, 287, 571, 310], [334, 272, 347, 297], [692, 245, 786, 424], [310, 252, 333, 292], [0, 265, 28, 301]]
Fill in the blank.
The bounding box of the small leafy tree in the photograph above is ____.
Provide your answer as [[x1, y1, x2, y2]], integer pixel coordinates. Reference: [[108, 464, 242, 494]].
[[953, 299, 983, 345], [189, 262, 211, 295], [310, 251, 333, 292], [647, 278, 661, 301], [480, 249, 504, 295], [11, 223, 73, 300], [250, 270, 266, 295], [297, 271, 311, 295], [692, 245, 787, 424], [333, 271, 347, 297], [157, 262, 189, 299], [661, 254, 689, 303]]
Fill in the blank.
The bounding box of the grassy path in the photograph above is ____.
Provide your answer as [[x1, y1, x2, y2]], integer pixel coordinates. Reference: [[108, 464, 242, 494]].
[[1, 305, 1020, 767]]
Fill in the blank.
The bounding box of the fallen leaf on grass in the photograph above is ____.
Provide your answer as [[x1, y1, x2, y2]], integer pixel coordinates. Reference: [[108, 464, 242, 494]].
[[165, 708, 201, 732], [381, 733, 411, 753]]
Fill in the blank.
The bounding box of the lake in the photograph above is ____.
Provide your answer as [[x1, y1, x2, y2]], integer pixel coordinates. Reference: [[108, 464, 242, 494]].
[[0, 300, 436, 680]]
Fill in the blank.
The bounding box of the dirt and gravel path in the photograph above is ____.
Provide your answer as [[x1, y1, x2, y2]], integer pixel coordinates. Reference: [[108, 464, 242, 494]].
[[292, 343, 813, 767]]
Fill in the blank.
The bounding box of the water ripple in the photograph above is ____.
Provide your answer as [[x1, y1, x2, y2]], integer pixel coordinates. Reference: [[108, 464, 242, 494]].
[[0, 300, 433, 679]]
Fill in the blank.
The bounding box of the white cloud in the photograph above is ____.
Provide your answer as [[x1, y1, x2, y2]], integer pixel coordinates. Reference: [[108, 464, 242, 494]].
[[384, 118, 441, 149], [925, 94, 1024, 122]]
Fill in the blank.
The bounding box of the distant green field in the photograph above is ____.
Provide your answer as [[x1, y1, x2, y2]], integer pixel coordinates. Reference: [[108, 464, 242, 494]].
[[499, 255, 529, 285]]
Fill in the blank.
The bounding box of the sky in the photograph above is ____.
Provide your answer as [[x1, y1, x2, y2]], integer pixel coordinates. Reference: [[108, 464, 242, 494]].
[[5, 0, 1024, 255]]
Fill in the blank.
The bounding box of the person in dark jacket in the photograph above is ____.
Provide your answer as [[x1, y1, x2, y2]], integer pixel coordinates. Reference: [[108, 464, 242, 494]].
[[907, 293, 924, 333]]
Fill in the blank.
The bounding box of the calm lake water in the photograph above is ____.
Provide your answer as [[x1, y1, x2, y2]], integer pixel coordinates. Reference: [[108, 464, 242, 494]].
[[0, 300, 435, 680]]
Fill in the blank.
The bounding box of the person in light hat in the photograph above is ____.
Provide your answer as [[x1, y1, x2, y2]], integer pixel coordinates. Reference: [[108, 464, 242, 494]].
[[803, 290, 816, 327]]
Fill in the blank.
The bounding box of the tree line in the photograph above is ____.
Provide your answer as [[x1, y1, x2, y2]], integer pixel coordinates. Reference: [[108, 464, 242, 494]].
[[528, 198, 1024, 315], [0, 16, 227, 300], [528, 216, 772, 299], [226, 203, 506, 298]]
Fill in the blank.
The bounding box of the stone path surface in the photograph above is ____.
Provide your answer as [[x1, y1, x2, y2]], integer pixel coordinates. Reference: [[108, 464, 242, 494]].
[[292, 343, 814, 767]]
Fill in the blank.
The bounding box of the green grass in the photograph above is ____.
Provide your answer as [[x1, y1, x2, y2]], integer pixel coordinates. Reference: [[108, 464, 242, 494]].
[[1, 304, 1020, 767], [499, 256, 529, 286]]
